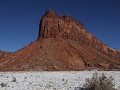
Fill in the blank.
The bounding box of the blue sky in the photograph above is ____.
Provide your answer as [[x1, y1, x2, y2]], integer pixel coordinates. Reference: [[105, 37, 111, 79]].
[[0, 0, 120, 52]]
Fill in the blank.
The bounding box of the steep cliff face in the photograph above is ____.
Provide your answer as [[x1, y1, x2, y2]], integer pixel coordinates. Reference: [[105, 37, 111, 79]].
[[37, 9, 120, 59], [0, 10, 119, 71]]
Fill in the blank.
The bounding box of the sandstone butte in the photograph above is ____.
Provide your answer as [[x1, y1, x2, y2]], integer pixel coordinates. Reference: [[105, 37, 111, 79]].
[[0, 9, 120, 71]]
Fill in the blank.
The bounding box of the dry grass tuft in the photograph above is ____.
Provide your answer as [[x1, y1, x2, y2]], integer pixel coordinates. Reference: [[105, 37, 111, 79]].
[[83, 72, 117, 90]]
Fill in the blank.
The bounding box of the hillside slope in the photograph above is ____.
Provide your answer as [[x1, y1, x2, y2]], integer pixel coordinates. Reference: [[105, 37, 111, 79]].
[[0, 10, 120, 71], [0, 50, 11, 59]]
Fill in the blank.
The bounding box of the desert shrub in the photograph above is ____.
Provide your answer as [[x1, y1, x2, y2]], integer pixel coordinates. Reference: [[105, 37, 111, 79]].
[[83, 72, 117, 90], [0, 82, 7, 87], [12, 77, 16, 82]]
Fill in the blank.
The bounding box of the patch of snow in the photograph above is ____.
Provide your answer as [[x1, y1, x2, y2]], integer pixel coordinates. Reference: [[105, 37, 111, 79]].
[[0, 71, 119, 90]]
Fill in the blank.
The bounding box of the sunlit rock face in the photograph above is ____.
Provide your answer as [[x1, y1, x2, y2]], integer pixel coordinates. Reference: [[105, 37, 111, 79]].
[[38, 9, 120, 59], [0, 9, 120, 71]]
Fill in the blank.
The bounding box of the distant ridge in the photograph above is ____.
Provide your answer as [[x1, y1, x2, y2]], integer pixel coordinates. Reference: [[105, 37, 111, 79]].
[[0, 50, 11, 59]]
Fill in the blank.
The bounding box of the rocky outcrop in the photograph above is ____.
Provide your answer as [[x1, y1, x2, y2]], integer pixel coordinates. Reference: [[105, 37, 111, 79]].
[[37, 9, 120, 59], [0, 9, 119, 71]]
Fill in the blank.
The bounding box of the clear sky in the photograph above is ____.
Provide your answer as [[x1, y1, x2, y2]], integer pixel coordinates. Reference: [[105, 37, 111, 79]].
[[0, 0, 120, 52]]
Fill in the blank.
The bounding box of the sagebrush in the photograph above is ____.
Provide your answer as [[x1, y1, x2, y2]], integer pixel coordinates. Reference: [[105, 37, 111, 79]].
[[83, 72, 117, 90]]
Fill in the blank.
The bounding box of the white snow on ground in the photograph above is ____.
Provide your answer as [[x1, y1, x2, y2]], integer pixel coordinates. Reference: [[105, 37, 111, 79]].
[[0, 71, 119, 90]]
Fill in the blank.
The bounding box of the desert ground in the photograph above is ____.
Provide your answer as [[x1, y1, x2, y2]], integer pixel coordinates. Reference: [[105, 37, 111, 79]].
[[0, 71, 120, 90]]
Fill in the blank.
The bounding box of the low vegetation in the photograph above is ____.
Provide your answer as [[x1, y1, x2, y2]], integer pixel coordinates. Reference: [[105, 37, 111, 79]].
[[0, 82, 7, 87], [83, 72, 117, 90], [12, 77, 17, 82]]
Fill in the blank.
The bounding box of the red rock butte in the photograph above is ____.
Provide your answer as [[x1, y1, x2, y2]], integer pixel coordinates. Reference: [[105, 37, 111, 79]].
[[0, 9, 120, 71]]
